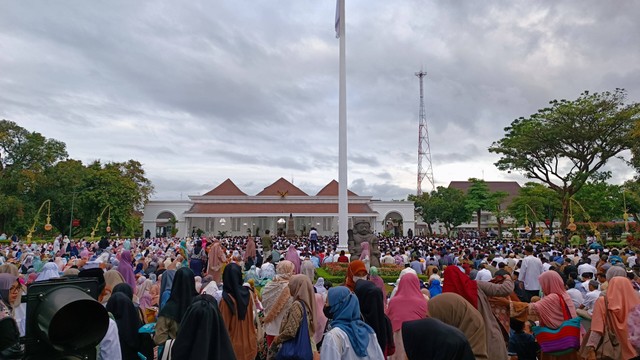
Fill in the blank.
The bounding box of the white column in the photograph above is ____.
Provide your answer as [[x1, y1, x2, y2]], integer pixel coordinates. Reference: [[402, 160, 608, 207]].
[[337, 0, 348, 252]]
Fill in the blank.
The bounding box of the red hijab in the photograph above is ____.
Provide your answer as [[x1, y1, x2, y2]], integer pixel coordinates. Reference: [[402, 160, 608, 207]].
[[345, 260, 367, 292], [443, 265, 478, 308]]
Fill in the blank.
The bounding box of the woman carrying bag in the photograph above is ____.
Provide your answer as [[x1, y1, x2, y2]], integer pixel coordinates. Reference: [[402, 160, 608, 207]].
[[269, 274, 317, 360]]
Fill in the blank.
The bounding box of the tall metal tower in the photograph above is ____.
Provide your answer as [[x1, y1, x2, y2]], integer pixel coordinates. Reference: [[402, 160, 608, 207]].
[[416, 70, 435, 196]]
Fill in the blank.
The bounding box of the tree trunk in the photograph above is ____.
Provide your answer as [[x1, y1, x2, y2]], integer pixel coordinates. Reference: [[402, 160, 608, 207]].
[[477, 209, 482, 232], [497, 216, 503, 240], [427, 223, 433, 235], [561, 198, 570, 245]]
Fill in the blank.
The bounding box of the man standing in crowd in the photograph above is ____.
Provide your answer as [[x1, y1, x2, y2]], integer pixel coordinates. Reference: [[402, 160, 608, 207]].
[[308, 227, 319, 252], [518, 245, 543, 300], [261, 229, 273, 260]]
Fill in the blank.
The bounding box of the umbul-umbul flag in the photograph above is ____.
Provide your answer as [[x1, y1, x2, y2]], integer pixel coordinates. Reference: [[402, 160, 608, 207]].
[[335, 0, 340, 38]]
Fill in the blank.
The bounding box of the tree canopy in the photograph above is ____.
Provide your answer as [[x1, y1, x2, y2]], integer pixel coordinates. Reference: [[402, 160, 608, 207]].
[[0, 120, 154, 239], [409, 186, 470, 233], [489, 89, 640, 237]]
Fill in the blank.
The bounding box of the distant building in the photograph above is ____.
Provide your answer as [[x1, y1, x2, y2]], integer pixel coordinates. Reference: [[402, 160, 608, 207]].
[[143, 178, 415, 238], [447, 180, 522, 231]]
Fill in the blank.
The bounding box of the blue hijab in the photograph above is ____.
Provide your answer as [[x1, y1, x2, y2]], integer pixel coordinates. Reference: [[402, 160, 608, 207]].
[[428, 279, 442, 298], [327, 286, 375, 357]]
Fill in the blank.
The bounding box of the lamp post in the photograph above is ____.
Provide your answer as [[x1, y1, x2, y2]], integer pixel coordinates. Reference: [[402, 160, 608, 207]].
[[69, 190, 77, 239]]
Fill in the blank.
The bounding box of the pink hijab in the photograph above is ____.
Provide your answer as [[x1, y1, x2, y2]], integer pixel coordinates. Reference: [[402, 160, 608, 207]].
[[532, 271, 577, 328], [361, 242, 370, 259], [313, 293, 328, 344], [117, 250, 137, 292], [386, 272, 428, 331], [243, 237, 257, 262], [285, 245, 301, 274]]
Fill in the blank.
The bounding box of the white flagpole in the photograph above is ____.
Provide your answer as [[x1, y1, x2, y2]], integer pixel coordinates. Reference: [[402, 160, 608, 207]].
[[337, 0, 348, 253]]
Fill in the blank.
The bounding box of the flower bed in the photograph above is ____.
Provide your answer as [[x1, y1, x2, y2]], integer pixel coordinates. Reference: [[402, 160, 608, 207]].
[[321, 262, 427, 281]]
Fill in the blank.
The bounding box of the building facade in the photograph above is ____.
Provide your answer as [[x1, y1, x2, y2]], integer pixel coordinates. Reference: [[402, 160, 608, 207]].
[[143, 178, 415, 238]]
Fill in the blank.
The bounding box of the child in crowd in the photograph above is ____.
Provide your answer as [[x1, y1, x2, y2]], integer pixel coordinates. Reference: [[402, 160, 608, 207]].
[[508, 319, 539, 360]]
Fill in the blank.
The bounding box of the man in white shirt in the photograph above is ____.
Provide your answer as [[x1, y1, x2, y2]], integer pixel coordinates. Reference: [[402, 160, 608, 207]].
[[578, 262, 597, 278], [476, 264, 493, 282], [581, 280, 601, 315], [588, 250, 600, 267], [518, 245, 544, 301], [381, 252, 395, 265], [628, 252, 638, 268]]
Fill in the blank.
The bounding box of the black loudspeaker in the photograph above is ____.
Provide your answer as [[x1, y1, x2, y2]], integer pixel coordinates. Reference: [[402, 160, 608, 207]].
[[23, 278, 109, 360]]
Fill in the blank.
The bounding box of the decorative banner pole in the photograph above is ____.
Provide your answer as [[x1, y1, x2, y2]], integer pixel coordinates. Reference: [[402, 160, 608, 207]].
[[27, 200, 53, 244]]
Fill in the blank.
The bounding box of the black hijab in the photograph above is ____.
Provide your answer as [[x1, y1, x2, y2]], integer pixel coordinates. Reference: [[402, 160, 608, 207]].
[[158, 267, 197, 323], [106, 292, 141, 350], [172, 295, 236, 360], [222, 263, 250, 320], [354, 280, 393, 354], [402, 318, 475, 360], [112, 283, 134, 301]]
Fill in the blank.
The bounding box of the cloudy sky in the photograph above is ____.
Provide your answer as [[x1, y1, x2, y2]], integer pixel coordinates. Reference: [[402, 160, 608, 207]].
[[2, 1, 640, 200]]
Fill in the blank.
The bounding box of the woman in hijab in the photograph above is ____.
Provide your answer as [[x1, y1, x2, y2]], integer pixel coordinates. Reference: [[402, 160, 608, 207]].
[[244, 265, 260, 283], [262, 260, 295, 347], [106, 292, 154, 360], [270, 274, 317, 358], [585, 277, 640, 360], [313, 283, 328, 346], [284, 245, 301, 274], [243, 237, 257, 271], [178, 240, 189, 268], [171, 294, 237, 360], [443, 265, 513, 360], [428, 278, 442, 298], [428, 292, 488, 359], [159, 269, 176, 309], [321, 286, 384, 360], [154, 267, 198, 347], [355, 280, 395, 357], [207, 240, 227, 283], [136, 278, 153, 312], [35, 262, 60, 282], [314, 277, 327, 298], [219, 263, 257, 360], [189, 239, 207, 276], [527, 270, 577, 360], [360, 241, 371, 272], [149, 273, 160, 306], [345, 260, 367, 292], [402, 318, 475, 360], [102, 269, 126, 305], [117, 250, 137, 293], [368, 266, 386, 305], [0, 273, 25, 336], [386, 272, 427, 360]]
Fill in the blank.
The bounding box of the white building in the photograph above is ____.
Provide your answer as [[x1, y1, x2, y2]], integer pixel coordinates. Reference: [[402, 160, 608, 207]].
[[143, 178, 415, 238]]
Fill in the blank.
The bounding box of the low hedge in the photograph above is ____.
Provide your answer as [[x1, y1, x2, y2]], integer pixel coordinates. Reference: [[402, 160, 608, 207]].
[[315, 267, 428, 286]]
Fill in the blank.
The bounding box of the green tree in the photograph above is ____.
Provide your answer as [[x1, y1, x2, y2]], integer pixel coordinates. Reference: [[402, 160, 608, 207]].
[[0, 120, 68, 235], [410, 187, 471, 234], [465, 178, 499, 232], [0, 120, 154, 238], [489, 90, 640, 241], [508, 182, 562, 238], [573, 177, 624, 222]]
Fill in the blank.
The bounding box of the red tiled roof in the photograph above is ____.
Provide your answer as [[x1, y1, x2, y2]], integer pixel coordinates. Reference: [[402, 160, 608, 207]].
[[256, 178, 308, 196], [185, 203, 376, 214], [448, 181, 522, 207], [316, 180, 358, 196], [203, 179, 247, 196]]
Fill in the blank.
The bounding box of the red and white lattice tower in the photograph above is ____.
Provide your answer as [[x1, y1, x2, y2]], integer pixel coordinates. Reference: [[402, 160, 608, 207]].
[[415, 70, 435, 196]]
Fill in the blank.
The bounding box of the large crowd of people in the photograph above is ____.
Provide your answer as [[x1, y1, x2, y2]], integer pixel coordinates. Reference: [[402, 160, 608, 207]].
[[1, 231, 640, 359]]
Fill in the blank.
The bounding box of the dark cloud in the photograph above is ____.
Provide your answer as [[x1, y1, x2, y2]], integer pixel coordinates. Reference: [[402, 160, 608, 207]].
[[1, 1, 638, 200]]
